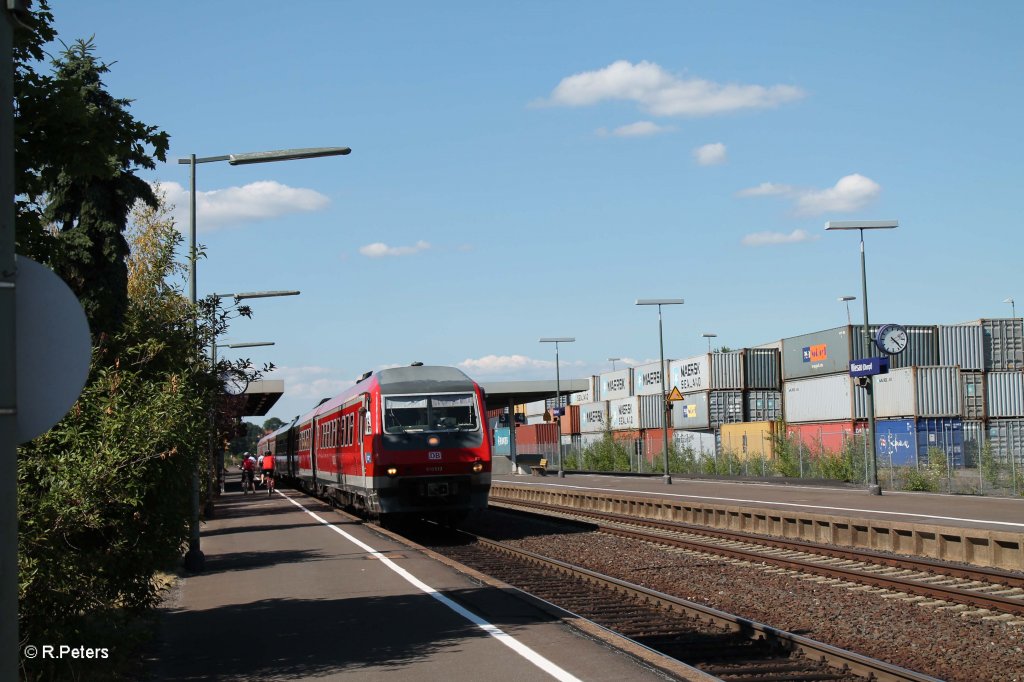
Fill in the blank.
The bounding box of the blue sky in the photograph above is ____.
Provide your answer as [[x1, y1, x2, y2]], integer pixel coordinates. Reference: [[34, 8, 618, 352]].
[[47, 2, 1023, 425]]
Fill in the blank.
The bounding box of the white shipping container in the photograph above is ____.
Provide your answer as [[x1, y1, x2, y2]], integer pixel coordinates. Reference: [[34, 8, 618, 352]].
[[784, 374, 854, 423], [569, 388, 593, 405], [599, 368, 633, 401], [669, 354, 710, 394], [673, 430, 716, 459], [633, 360, 671, 396], [608, 396, 640, 430], [578, 401, 609, 433], [524, 400, 546, 416]]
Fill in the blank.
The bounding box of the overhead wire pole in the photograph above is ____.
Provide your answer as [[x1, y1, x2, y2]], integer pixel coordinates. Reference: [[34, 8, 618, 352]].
[[636, 299, 684, 485], [540, 337, 574, 478]]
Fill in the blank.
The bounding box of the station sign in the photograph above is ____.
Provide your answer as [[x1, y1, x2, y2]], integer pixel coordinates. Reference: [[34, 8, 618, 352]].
[[849, 356, 890, 378]]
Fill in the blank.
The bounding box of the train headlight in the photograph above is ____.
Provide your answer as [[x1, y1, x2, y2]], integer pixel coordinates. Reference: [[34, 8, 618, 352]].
[[427, 436, 440, 446], [471, 459, 483, 474], [386, 466, 399, 477]]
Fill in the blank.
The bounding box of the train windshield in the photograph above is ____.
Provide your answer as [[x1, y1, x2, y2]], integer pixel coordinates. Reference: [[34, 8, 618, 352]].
[[383, 393, 479, 434]]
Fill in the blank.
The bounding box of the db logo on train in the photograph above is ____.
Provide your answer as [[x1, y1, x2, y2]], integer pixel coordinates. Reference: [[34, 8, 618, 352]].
[[428, 451, 442, 460]]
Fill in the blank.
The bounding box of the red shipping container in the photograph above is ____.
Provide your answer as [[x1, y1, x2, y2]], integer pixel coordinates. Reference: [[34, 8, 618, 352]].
[[786, 421, 866, 457], [515, 423, 560, 447]]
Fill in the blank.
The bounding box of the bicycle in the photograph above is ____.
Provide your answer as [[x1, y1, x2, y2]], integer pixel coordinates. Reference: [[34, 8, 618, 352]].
[[263, 471, 275, 496], [241, 469, 255, 494]]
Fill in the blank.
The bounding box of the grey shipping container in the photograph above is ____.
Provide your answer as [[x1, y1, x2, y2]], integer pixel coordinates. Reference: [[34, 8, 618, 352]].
[[981, 319, 1024, 370], [781, 326, 855, 380], [673, 429, 717, 459], [938, 325, 985, 370], [637, 394, 667, 429], [850, 325, 938, 370], [986, 419, 1024, 465], [961, 371, 986, 420], [746, 390, 782, 422], [671, 391, 743, 429], [710, 351, 745, 390], [745, 348, 780, 390], [872, 366, 961, 418], [784, 374, 856, 423], [986, 371, 1024, 418], [962, 420, 985, 468]]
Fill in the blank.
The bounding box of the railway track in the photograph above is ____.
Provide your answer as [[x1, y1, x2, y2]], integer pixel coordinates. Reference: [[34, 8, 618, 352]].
[[489, 495, 1024, 620], [409, 522, 940, 682]]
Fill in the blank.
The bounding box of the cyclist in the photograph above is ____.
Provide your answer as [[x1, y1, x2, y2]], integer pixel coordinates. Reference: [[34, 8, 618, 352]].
[[261, 452, 276, 496], [241, 453, 256, 494]]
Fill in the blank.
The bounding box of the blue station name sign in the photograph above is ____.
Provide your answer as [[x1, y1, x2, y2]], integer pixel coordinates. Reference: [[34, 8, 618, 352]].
[[849, 356, 890, 377]]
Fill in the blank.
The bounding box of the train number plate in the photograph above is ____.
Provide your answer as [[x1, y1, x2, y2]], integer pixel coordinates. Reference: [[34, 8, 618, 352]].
[[426, 482, 450, 497], [428, 451, 442, 460]]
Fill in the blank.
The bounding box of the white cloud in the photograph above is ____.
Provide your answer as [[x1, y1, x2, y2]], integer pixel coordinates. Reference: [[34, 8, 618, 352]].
[[741, 229, 820, 247], [737, 173, 881, 216], [153, 180, 330, 232], [794, 173, 881, 215], [459, 354, 554, 375], [737, 181, 794, 197], [544, 60, 804, 117], [597, 121, 674, 137], [358, 240, 432, 258], [693, 142, 727, 166], [262, 365, 354, 402]]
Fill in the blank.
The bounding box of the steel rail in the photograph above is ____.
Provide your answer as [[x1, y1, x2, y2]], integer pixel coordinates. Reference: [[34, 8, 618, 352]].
[[470, 532, 941, 682], [491, 497, 1024, 616]]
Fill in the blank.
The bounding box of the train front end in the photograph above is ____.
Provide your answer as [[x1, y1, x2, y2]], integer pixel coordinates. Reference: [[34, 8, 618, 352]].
[[370, 365, 491, 520]]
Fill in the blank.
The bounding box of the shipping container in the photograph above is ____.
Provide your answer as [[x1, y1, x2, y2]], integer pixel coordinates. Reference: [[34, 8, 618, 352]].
[[599, 368, 633, 401], [580, 432, 604, 448], [515, 423, 559, 446], [544, 395, 569, 410], [637, 393, 668, 429], [633, 360, 672, 396], [986, 419, 1024, 465], [670, 390, 744, 429], [559, 404, 581, 435], [578, 401, 608, 433], [785, 421, 864, 456], [523, 400, 546, 416], [569, 375, 600, 405], [938, 325, 985, 370], [746, 390, 782, 422], [719, 421, 776, 460], [781, 326, 855, 380], [872, 366, 961, 419], [673, 430, 717, 458], [745, 348, 781, 390], [640, 428, 674, 457], [986, 371, 1024, 418], [963, 420, 985, 468], [524, 415, 546, 426], [851, 325, 938, 370], [784, 374, 855, 423], [963, 319, 1024, 370], [960, 371, 986, 420], [875, 418, 964, 468], [608, 396, 640, 430], [669, 353, 743, 394]]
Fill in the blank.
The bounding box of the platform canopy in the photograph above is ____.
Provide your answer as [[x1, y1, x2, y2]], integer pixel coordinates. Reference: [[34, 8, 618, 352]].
[[479, 379, 590, 411], [220, 379, 284, 417]]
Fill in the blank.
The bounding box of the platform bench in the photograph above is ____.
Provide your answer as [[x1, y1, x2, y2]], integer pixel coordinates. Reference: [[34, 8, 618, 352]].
[[529, 458, 548, 476]]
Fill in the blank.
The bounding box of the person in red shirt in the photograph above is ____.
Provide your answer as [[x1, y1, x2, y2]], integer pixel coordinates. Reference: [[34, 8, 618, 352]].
[[261, 453, 275, 496], [241, 453, 256, 494]]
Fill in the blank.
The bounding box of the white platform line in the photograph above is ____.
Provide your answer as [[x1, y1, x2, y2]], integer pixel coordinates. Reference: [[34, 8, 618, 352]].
[[279, 492, 584, 682], [507, 481, 1024, 529]]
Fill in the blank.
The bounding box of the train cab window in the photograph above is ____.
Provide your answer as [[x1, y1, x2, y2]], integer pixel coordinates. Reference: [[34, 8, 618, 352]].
[[384, 394, 479, 434]]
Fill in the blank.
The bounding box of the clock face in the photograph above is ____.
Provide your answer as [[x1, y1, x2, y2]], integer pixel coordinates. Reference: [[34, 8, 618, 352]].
[[221, 369, 249, 395], [876, 324, 908, 355]]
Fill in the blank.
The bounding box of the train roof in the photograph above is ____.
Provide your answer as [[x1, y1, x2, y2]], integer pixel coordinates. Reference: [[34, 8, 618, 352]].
[[376, 365, 476, 394]]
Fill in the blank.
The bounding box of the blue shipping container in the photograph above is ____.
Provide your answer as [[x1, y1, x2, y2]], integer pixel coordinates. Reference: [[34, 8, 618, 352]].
[[875, 418, 964, 468]]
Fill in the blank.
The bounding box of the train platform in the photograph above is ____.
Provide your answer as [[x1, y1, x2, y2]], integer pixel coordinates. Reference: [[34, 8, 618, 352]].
[[148, 478, 690, 681], [491, 471, 1024, 571]]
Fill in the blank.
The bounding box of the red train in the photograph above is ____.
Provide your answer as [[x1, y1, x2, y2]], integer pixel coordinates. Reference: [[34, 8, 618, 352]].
[[257, 363, 492, 523]]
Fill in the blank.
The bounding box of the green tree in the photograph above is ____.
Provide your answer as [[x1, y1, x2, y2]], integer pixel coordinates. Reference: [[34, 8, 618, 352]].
[[16, 27, 169, 338], [263, 417, 285, 433]]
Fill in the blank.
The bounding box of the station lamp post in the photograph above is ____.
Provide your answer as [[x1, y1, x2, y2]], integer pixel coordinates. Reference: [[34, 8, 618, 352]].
[[702, 332, 717, 353], [838, 296, 857, 325], [540, 337, 574, 478], [1004, 297, 1016, 319], [825, 220, 898, 496], [636, 299, 684, 485], [185, 289, 299, 571], [607, 357, 621, 371], [177, 146, 350, 307]]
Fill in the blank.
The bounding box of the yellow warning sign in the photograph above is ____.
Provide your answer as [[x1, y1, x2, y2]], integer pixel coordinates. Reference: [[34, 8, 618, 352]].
[[667, 387, 684, 402]]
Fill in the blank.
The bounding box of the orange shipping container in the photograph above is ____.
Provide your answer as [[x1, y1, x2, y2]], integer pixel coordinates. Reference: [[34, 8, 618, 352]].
[[560, 405, 581, 435], [515, 423, 560, 447]]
